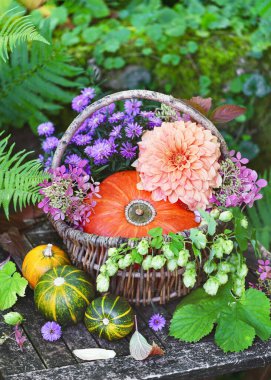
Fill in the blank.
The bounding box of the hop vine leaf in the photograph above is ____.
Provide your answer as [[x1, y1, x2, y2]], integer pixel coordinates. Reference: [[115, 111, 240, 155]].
[[170, 283, 271, 353], [0, 7, 49, 62], [0, 132, 49, 218]]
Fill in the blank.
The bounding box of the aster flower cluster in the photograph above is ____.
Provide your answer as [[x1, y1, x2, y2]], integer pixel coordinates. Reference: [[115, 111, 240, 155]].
[[211, 150, 267, 208], [38, 161, 100, 229], [38, 87, 162, 175]]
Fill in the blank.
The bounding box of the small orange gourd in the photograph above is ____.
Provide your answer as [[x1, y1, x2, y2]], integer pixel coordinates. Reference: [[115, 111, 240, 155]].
[[84, 170, 199, 238], [22, 244, 71, 288]]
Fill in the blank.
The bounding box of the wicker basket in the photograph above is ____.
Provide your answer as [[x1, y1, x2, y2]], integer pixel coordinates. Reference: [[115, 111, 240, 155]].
[[51, 90, 229, 305]]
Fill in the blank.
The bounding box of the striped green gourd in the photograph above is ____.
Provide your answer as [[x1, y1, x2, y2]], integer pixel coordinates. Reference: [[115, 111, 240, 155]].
[[34, 265, 95, 326], [84, 295, 134, 341]]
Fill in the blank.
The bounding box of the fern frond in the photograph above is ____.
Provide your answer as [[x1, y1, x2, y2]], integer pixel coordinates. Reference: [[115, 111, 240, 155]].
[[0, 132, 49, 219], [0, 39, 83, 130], [0, 7, 49, 62], [247, 168, 271, 250]]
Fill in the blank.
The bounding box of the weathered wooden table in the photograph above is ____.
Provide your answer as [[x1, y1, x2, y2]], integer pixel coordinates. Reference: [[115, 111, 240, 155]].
[[0, 218, 271, 380]]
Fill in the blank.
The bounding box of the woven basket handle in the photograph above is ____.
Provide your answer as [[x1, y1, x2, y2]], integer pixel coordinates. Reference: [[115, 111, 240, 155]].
[[52, 90, 228, 168]]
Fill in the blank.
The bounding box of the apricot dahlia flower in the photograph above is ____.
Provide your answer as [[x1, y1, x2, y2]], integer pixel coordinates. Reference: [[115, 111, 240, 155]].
[[136, 121, 222, 210]]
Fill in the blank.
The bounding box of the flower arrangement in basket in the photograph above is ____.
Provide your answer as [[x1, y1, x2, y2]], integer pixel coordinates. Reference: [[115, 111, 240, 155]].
[[26, 88, 271, 355]]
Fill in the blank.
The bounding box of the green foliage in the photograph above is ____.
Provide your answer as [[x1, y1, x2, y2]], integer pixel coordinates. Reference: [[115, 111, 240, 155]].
[[0, 261, 28, 311], [247, 168, 271, 250], [3, 311, 24, 325], [170, 282, 271, 352], [0, 133, 48, 218], [0, 6, 49, 62], [0, 38, 83, 130]]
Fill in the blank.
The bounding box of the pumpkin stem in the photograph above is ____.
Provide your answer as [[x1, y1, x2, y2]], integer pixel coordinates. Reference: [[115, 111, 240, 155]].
[[43, 244, 53, 257]]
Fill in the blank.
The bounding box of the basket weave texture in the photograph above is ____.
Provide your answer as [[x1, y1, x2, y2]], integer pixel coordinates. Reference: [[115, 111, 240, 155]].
[[51, 90, 229, 305]]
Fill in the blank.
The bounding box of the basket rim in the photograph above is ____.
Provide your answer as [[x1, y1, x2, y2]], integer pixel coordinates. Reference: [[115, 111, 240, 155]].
[[49, 214, 207, 247]]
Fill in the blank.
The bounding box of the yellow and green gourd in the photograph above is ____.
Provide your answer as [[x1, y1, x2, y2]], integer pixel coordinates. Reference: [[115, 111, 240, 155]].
[[22, 243, 70, 289], [84, 295, 134, 341], [34, 265, 95, 326]]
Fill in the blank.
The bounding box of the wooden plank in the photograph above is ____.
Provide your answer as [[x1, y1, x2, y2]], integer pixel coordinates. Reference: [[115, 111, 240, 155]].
[[13, 288, 77, 369], [0, 313, 45, 377], [4, 339, 271, 380]]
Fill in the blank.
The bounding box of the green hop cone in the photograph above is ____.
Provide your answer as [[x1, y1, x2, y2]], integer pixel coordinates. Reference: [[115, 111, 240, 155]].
[[186, 261, 196, 271], [106, 262, 119, 276], [162, 244, 175, 259], [177, 249, 190, 267], [211, 242, 224, 259], [118, 258, 126, 270], [142, 255, 152, 270], [210, 208, 220, 219], [218, 261, 231, 273], [97, 273, 110, 293], [167, 259, 178, 272], [151, 255, 166, 270], [123, 254, 133, 268], [203, 260, 217, 274], [215, 271, 228, 285], [203, 276, 220, 296], [240, 217, 248, 229], [223, 239, 234, 255], [219, 211, 233, 223], [108, 247, 118, 257], [238, 263, 248, 278], [99, 264, 107, 274], [192, 230, 207, 249], [137, 239, 149, 255], [183, 269, 196, 288], [233, 277, 245, 297]]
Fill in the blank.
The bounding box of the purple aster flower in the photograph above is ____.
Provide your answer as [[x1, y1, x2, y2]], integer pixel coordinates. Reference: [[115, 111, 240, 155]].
[[120, 142, 137, 159], [124, 99, 142, 116], [42, 136, 59, 153], [85, 139, 114, 165], [65, 154, 84, 166], [41, 321, 62, 342], [100, 103, 116, 115], [140, 111, 155, 118], [110, 125, 122, 139], [72, 134, 92, 146], [109, 112, 125, 123], [81, 87, 95, 100], [148, 116, 162, 128], [38, 154, 44, 163], [148, 313, 166, 332], [72, 94, 89, 112], [125, 122, 143, 139], [44, 157, 53, 170], [88, 113, 106, 129], [37, 122, 55, 137]]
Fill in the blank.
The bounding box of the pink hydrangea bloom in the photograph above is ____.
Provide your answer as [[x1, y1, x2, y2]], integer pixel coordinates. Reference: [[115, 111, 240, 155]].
[[135, 121, 222, 211]]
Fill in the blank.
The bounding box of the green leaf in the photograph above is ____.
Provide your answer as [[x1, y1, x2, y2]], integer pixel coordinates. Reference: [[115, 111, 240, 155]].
[[238, 288, 271, 340], [85, 0, 109, 18], [148, 227, 163, 237], [0, 7, 49, 62], [171, 283, 271, 353], [0, 261, 28, 310], [3, 311, 24, 325], [131, 249, 143, 264], [215, 305, 255, 353], [170, 303, 217, 342], [198, 209, 216, 236]]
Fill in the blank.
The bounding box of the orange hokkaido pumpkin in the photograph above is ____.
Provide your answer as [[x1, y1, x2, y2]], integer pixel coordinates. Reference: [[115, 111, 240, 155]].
[[84, 171, 199, 238], [22, 244, 71, 288]]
